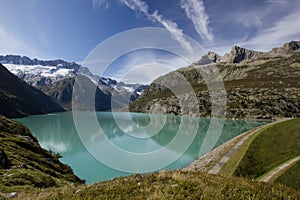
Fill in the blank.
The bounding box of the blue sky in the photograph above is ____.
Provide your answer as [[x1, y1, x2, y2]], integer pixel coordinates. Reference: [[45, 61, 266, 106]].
[[0, 0, 300, 83]]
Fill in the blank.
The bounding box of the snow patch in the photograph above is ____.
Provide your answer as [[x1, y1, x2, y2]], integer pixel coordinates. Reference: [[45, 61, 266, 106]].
[[121, 86, 135, 93], [4, 64, 73, 78]]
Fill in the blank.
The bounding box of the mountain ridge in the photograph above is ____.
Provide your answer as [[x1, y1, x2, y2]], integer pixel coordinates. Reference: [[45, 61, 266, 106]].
[[1, 55, 147, 111], [130, 40, 300, 119], [197, 41, 300, 65]]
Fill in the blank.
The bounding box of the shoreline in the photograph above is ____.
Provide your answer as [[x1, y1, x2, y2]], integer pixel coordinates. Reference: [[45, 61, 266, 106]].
[[182, 127, 258, 172], [182, 118, 289, 173]]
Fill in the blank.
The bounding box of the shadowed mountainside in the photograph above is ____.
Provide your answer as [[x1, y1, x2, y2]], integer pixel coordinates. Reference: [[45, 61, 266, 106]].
[[0, 64, 64, 118]]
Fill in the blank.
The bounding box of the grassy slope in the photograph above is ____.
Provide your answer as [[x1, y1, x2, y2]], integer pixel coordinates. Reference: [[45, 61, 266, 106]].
[[219, 126, 270, 176], [0, 115, 83, 195], [17, 171, 300, 200], [234, 118, 300, 179], [275, 160, 300, 191]]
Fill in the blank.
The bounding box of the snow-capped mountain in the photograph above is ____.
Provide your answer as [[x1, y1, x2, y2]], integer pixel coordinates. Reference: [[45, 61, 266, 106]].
[[4, 63, 74, 86], [1, 55, 145, 91], [0, 55, 147, 111], [1, 55, 80, 86], [0, 63, 64, 118]]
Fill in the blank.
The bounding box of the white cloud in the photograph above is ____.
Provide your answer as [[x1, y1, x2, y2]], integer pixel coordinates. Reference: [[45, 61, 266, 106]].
[[121, 0, 148, 12], [92, 0, 109, 10], [235, 14, 263, 28], [120, 0, 192, 51], [210, 45, 231, 56], [0, 24, 39, 58], [239, 7, 300, 51], [115, 63, 174, 84], [110, 50, 189, 84], [180, 0, 214, 42], [266, 0, 289, 5]]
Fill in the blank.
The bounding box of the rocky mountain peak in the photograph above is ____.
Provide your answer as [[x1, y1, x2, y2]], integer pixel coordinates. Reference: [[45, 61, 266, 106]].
[[271, 41, 300, 54], [194, 40, 300, 66], [196, 51, 220, 65], [218, 46, 264, 64]]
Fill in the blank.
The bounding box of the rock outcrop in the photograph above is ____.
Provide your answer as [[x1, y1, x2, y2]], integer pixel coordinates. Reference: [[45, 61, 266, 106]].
[[271, 41, 300, 55], [196, 51, 220, 65]]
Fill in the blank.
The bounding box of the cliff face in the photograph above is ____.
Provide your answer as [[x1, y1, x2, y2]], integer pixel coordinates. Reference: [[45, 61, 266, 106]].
[[130, 41, 300, 119]]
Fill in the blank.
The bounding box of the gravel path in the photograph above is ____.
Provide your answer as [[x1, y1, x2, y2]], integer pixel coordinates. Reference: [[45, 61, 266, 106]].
[[260, 156, 300, 182], [183, 126, 262, 172], [208, 125, 267, 174], [184, 118, 290, 174], [208, 118, 290, 175]]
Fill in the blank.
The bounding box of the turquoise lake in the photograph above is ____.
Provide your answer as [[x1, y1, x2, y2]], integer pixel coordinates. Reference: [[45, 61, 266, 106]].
[[16, 112, 267, 184]]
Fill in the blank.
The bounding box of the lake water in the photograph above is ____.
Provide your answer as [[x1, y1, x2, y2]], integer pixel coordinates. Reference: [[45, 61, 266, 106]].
[[16, 112, 266, 184]]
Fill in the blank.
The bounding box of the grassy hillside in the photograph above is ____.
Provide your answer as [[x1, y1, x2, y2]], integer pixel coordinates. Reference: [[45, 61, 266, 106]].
[[0, 115, 83, 196], [275, 160, 300, 191], [16, 171, 300, 200], [234, 118, 300, 179], [0, 64, 64, 118]]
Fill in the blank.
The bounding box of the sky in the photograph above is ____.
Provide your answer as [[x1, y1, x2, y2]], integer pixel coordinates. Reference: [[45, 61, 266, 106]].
[[0, 0, 300, 83]]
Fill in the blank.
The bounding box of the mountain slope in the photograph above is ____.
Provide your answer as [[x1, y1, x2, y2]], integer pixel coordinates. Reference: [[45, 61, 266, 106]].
[[0, 64, 64, 118], [0, 115, 83, 196], [37, 76, 147, 111], [130, 41, 300, 119]]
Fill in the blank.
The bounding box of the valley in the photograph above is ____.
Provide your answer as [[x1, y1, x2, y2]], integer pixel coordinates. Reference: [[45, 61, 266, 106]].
[[1, 1, 300, 199], [0, 41, 299, 199]]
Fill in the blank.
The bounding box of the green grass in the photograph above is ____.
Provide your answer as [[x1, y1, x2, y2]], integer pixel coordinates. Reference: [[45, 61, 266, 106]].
[[275, 160, 300, 191], [218, 121, 281, 176], [16, 170, 300, 200], [234, 118, 300, 179], [219, 129, 261, 176], [261, 157, 300, 183], [0, 115, 83, 195]]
